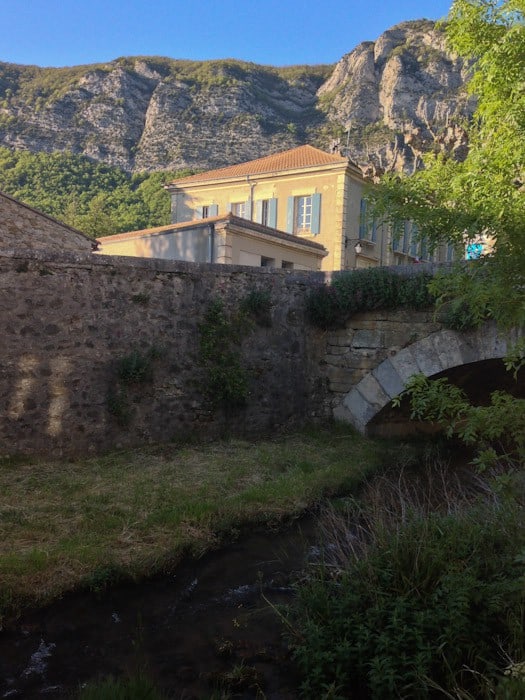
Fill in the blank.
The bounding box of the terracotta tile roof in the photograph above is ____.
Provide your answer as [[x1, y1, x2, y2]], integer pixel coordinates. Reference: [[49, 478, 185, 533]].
[[168, 145, 349, 185]]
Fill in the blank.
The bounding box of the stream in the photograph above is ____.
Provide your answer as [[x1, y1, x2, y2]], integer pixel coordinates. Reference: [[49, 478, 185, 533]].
[[0, 516, 320, 699]]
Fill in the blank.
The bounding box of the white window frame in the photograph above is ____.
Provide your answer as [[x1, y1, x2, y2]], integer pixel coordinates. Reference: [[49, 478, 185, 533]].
[[231, 202, 246, 218], [295, 195, 313, 233]]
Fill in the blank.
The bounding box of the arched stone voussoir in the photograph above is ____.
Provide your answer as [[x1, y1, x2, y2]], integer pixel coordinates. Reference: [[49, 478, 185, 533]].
[[335, 322, 517, 433]]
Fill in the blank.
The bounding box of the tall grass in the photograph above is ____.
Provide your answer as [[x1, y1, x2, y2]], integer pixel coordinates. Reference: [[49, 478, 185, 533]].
[[77, 672, 165, 700], [287, 460, 525, 699]]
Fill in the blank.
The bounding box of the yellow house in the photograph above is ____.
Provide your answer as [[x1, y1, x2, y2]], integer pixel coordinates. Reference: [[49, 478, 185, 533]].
[[167, 145, 384, 271], [100, 144, 449, 270]]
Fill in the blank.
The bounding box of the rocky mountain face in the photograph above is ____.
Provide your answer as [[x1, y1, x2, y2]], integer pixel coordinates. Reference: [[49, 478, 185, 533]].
[[0, 20, 474, 176]]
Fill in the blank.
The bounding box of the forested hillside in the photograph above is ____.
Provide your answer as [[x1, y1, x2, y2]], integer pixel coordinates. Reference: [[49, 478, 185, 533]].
[[0, 148, 189, 236]]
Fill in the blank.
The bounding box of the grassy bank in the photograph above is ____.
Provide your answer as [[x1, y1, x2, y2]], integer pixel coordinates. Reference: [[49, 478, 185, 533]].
[[0, 424, 379, 624]]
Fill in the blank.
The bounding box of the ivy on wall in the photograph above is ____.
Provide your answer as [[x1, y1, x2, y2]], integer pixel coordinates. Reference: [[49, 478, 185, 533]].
[[198, 291, 272, 411]]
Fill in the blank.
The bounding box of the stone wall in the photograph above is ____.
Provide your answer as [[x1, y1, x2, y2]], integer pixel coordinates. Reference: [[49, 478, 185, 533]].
[[2, 248, 447, 456], [1, 249, 329, 456], [0, 191, 95, 254]]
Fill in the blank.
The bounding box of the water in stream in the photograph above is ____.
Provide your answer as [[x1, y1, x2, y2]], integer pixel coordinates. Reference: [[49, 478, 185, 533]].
[[0, 517, 319, 699]]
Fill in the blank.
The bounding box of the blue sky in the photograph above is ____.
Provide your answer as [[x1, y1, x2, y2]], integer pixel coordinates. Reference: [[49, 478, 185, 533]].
[[2, 0, 453, 68]]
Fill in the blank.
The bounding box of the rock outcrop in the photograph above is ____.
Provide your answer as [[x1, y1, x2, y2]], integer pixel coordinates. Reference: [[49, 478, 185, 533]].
[[319, 20, 474, 176]]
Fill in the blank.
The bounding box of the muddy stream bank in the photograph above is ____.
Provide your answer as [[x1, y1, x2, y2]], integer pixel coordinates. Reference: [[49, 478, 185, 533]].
[[1, 516, 321, 699]]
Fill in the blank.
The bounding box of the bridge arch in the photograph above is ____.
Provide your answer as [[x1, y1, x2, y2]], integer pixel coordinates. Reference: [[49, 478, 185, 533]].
[[334, 321, 522, 434]]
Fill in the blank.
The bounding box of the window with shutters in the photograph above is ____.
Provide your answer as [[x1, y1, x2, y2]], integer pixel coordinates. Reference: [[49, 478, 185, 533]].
[[196, 204, 218, 219], [231, 202, 246, 218], [358, 199, 378, 242], [260, 199, 269, 226], [296, 195, 312, 232], [255, 198, 277, 228], [286, 194, 321, 235]]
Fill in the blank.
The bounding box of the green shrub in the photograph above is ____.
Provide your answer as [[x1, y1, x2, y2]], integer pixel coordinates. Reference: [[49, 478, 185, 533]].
[[117, 348, 160, 385], [437, 298, 480, 330], [428, 263, 493, 331], [107, 347, 163, 427], [306, 268, 435, 329], [288, 502, 525, 699]]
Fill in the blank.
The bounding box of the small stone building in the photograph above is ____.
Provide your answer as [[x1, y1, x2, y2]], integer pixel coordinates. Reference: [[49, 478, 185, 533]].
[[0, 190, 96, 253]]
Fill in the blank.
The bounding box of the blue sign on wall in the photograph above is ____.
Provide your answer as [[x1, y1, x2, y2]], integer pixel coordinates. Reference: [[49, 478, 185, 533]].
[[466, 242, 483, 260]]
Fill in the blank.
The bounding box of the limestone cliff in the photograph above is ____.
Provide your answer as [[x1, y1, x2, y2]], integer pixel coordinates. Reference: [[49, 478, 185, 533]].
[[0, 20, 474, 176], [319, 20, 475, 176]]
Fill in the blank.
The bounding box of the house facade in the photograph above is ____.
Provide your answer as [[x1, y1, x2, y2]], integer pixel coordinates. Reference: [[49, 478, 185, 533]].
[[166, 144, 441, 271], [167, 145, 363, 271], [99, 144, 453, 271]]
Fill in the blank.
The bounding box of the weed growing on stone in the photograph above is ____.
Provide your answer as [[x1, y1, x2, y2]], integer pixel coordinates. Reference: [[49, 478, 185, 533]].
[[198, 299, 251, 410]]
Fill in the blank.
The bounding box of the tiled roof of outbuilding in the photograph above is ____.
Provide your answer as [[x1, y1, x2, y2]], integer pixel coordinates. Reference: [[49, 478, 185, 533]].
[[169, 145, 349, 185], [96, 213, 327, 252]]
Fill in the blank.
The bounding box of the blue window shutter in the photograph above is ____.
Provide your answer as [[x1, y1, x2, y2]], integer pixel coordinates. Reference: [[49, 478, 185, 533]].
[[410, 223, 419, 256], [227, 202, 233, 213], [268, 198, 277, 228], [196, 206, 203, 218], [392, 220, 401, 251], [311, 193, 321, 235], [209, 204, 218, 217], [254, 200, 263, 223], [286, 196, 295, 233], [359, 198, 367, 238], [245, 199, 252, 220]]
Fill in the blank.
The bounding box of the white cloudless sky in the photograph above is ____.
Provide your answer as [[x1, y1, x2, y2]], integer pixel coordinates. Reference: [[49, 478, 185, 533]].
[[2, 0, 453, 68]]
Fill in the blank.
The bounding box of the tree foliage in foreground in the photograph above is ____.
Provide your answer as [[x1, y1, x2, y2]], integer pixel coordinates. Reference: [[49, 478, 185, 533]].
[[370, 0, 525, 464], [0, 147, 191, 237], [370, 0, 525, 330]]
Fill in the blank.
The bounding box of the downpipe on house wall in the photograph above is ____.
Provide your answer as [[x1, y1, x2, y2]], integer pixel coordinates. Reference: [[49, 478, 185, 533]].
[[208, 223, 215, 263], [247, 175, 257, 221]]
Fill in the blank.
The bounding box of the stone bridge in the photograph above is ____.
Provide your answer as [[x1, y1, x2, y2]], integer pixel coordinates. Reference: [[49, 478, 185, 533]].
[[322, 312, 523, 436], [1, 248, 522, 456]]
